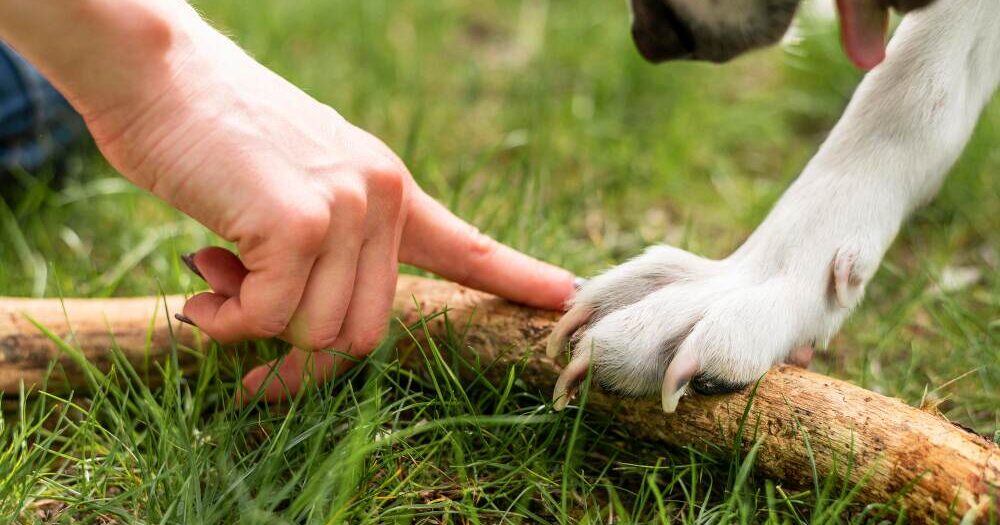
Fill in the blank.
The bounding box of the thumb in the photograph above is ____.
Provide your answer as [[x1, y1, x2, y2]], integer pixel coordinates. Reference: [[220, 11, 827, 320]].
[[399, 191, 575, 310]]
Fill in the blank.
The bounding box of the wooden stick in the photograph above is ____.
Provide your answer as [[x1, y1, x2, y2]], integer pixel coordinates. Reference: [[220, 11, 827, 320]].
[[0, 275, 996, 522], [0, 294, 202, 391]]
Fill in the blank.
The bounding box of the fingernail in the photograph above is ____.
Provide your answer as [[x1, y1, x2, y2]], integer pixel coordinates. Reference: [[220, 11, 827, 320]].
[[573, 277, 588, 291], [181, 253, 205, 281], [174, 313, 197, 327]]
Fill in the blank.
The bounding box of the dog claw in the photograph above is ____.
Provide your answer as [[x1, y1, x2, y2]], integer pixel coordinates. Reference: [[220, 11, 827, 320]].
[[833, 247, 864, 309], [552, 352, 592, 410], [546, 305, 593, 359], [661, 350, 699, 413]]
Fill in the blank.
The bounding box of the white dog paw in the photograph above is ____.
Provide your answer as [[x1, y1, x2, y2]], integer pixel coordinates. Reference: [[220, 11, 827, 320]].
[[548, 243, 865, 412]]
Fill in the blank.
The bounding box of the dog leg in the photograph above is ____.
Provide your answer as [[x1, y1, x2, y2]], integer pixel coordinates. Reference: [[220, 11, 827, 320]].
[[551, 0, 1000, 411]]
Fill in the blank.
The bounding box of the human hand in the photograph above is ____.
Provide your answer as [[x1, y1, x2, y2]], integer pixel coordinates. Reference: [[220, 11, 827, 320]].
[[57, 4, 575, 401]]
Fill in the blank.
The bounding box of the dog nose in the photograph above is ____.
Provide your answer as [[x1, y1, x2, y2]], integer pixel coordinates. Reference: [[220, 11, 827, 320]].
[[630, 22, 691, 63], [629, 0, 694, 63]]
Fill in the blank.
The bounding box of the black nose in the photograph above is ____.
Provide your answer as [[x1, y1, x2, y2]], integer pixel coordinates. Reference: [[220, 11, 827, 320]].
[[629, 0, 694, 63], [631, 23, 688, 62]]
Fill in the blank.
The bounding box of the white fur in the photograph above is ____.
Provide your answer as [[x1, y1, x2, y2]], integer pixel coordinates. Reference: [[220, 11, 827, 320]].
[[558, 0, 1000, 409]]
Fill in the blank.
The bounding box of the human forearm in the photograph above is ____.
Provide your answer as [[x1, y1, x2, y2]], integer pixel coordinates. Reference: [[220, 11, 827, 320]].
[[0, 0, 199, 122]]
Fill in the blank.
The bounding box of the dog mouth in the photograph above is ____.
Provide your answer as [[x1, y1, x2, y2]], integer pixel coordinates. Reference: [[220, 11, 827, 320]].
[[824, 0, 938, 70], [631, 0, 938, 71], [836, 0, 890, 70]]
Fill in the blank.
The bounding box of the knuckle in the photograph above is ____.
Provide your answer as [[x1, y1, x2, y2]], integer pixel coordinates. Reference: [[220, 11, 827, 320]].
[[369, 169, 407, 200], [350, 326, 387, 355], [248, 315, 288, 339], [242, 302, 295, 340], [365, 161, 409, 209], [282, 203, 331, 251], [366, 158, 406, 189], [333, 182, 369, 222], [451, 225, 500, 283], [465, 224, 500, 260], [285, 314, 342, 351], [303, 329, 339, 352]]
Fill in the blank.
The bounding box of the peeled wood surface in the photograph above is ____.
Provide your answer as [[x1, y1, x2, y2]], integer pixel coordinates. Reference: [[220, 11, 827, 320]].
[[1, 275, 997, 522]]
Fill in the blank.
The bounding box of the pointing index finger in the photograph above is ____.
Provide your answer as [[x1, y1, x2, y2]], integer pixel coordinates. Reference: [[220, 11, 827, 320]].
[[399, 191, 575, 310]]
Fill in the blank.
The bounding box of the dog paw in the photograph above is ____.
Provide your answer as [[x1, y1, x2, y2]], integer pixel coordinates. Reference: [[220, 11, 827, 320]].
[[548, 243, 866, 412]]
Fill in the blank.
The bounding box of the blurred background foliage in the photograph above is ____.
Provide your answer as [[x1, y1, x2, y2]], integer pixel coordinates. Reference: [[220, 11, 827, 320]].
[[0, 0, 997, 521]]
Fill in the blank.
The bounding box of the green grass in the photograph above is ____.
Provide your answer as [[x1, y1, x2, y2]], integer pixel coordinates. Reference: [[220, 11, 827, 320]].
[[1, 0, 998, 522]]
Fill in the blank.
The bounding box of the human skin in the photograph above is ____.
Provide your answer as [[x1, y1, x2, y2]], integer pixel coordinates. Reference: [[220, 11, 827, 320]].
[[0, 0, 575, 401]]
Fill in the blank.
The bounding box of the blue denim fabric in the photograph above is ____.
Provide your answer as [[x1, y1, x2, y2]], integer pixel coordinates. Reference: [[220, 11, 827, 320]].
[[0, 42, 86, 174]]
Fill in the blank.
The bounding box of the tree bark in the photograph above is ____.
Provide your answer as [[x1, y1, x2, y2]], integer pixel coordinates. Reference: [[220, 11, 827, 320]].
[[0, 275, 996, 522]]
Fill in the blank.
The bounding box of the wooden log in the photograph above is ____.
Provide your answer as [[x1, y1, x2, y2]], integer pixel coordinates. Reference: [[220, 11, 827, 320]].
[[0, 295, 202, 391], [0, 275, 997, 522]]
